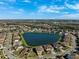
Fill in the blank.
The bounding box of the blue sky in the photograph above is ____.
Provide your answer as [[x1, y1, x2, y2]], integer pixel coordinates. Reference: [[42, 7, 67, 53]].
[[0, 0, 79, 19]]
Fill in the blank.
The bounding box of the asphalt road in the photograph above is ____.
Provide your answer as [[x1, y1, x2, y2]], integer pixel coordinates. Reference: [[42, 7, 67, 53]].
[[3, 47, 14, 59]]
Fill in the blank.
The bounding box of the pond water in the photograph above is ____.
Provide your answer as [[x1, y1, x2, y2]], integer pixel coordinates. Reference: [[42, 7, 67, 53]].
[[22, 32, 60, 46]]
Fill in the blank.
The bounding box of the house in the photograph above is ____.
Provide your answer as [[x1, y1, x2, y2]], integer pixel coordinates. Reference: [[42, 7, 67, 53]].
[[35, 46, 44, 58], [43, 45, 53, 54]]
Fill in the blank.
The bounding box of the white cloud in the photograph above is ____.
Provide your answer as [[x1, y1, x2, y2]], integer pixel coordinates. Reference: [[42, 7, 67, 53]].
[[11, 9, 24, 14], [8, 0, 16, 2], [49, 6, 65, 10], [65, 2, 79, 9], [18, 9, 24, 12], [9, 6, 14, 9], [63, 12, 69, 14], [23, 0, 31, 3], [0, 2, 7, 9], [45, 8, 60, 13], [0, 2, 5, 5], [59, 13, 79, 19], [38, 5, 65, 13]]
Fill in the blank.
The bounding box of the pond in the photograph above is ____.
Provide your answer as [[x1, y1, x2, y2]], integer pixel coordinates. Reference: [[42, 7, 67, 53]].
[[22, 32, 60, 46]]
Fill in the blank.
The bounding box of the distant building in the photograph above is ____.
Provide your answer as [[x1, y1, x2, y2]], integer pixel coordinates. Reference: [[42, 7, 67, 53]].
[[63, 33, 71, 46], [35, 46, 44, 58], [19, 48, 31, 58], [64, 54, 72, 59], [72, 53, 79, 59], [43, 45, 53, 54], [13, 40, 20, 49], [56, 56, 65, 59], [0, 33, 6, 45]]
